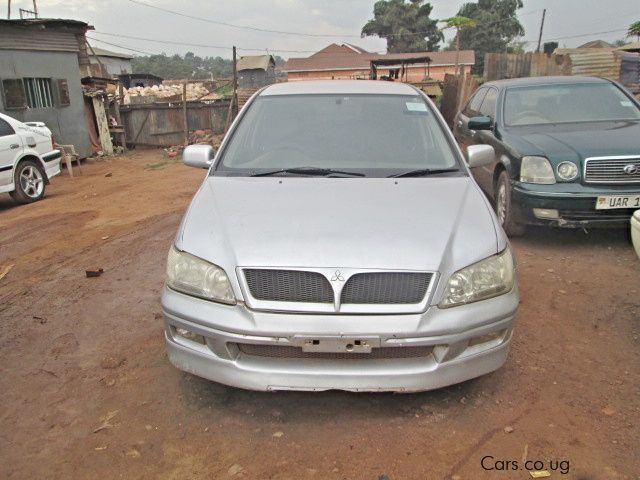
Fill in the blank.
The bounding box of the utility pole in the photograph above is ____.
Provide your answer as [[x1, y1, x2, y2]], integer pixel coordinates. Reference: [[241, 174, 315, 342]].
[[224, 46, 238, 133], [232, 45, 237, 113], [32, 0, 38, 17], [7, 0, 11, 19], [536, 9, 546, 53]]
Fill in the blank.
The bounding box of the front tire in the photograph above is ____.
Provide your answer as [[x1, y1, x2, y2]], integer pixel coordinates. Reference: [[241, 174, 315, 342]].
[[10, 160, 46, 204], [495, 171, 525, 237]]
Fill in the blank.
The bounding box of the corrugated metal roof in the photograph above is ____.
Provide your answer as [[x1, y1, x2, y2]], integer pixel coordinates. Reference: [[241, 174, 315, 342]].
[[236, 55, 275, 71], [0, 19, 91, 53], [0, 28, 80, 53], [89, 47, 133, 59], [0, 18, 90, 29], [617, 42, 640, 53]]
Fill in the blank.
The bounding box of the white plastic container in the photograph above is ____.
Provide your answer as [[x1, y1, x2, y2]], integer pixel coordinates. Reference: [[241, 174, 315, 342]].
[[632, 210, 640, 259]]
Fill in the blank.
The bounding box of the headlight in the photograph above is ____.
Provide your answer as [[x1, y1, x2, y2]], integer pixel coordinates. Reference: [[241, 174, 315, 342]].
[[166, 246, 236, 304], [439, 249, 515, 308], [520, 156, 556, 184], [556, 161, 578, 181]]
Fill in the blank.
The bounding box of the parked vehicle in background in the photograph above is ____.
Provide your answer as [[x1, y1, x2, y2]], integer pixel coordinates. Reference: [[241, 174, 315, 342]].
[[0, 113, 61, 204], [161, 80, 518, 393], [454, 76, 640, 236]]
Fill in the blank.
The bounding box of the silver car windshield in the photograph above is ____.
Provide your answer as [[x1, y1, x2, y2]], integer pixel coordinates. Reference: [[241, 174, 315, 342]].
[[504, 83, 640, 126], [215, 94, 460, 177]]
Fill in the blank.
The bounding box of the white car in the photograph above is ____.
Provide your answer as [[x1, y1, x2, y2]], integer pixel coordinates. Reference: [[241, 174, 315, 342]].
[[0, 112, 61, 203]]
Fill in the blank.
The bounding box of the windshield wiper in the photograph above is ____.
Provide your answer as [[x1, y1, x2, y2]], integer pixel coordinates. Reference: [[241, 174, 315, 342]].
[[389, 168, 459, 178], [251, 167, 365, 177]]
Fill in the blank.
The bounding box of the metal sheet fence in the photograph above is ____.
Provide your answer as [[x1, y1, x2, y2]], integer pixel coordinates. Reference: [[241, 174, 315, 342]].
[[119, 100, 231, 147]]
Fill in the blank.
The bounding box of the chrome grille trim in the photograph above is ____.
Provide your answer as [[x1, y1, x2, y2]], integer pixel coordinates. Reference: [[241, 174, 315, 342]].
[[341, 272, 432, 304], [244, 269, 333, 303], [235, 343, 433, 360], [584, 156, 640, 184]]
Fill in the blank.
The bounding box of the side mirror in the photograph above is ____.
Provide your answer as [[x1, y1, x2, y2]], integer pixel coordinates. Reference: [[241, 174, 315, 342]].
[[183, 144, 215, 169], [467, 144, 495, 168], [467, 116, 493, 130]]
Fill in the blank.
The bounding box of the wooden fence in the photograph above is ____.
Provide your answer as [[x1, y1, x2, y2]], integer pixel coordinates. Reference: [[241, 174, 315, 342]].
[[483, 52, 571, 81], [119, 100, 231, 147], [440, 74, 479, 126]]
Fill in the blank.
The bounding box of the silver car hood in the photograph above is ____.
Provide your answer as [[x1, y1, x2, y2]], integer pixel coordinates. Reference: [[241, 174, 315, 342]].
[[177, 176, 502, 282]]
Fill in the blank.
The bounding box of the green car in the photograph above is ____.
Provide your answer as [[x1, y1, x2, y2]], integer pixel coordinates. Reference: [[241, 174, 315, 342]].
[[454, 76, 640, 236]]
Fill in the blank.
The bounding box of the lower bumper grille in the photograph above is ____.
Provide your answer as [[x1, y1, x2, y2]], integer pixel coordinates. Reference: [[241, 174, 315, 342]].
[[560, 209, 635, 221], [235, 343, 433, 360]]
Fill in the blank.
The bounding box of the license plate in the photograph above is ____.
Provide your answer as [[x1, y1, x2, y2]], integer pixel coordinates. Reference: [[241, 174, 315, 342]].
[[595, 195, 640, 210]]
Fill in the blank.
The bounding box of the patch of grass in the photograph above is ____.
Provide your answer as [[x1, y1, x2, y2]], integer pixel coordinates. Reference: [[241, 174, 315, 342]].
[[145, 155, 181, 170]]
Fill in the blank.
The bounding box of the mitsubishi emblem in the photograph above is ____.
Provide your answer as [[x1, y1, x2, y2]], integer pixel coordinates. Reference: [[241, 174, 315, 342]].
[[330, 270, 345, 282]]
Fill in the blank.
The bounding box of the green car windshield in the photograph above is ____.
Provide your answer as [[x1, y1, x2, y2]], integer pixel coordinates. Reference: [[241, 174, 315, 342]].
[[504, 83, 640, 126]]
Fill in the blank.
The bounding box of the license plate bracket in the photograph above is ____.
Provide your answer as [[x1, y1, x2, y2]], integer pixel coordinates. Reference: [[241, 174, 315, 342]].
[[293, 335, 381, 353]]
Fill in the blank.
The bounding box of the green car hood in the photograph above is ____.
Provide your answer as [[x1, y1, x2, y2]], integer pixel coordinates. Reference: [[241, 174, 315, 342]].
[[500, 121, 640, 162]]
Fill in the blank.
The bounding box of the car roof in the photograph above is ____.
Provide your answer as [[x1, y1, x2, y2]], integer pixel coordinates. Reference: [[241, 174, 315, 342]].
[[260, 80, 419, 96], [483, 75, 612, 89]]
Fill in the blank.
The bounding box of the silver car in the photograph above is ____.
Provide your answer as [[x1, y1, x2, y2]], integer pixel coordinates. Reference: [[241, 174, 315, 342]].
[[162, 80, 518, 392]]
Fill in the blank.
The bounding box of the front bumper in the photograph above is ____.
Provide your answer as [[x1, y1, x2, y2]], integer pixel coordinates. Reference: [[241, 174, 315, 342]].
[[161, 285, 518, 392], [512, 183, 639, 228]]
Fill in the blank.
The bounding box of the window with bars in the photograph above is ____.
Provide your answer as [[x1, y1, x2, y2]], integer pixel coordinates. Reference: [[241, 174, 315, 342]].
[[23, 78, 54, 108], [1, 79, 26, 109], [1, 77, 69, 109]]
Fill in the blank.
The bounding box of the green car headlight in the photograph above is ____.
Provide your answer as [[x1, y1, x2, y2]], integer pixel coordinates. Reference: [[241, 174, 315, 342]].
[[520, 156, 556, 184], [439, 249, 515, 308]]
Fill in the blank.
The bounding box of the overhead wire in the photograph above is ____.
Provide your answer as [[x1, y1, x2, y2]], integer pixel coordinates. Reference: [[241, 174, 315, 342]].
[[100, 2, 632, 56]]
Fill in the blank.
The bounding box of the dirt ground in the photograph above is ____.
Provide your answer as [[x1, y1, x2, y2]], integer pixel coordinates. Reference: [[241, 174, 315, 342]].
[[0, 150, 638, 480]]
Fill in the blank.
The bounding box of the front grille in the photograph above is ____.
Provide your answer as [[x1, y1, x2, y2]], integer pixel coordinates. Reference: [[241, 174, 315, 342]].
[[236, 343, 433, 360], [560, 209, 635, 221], [244, 269, 333, 303], [584, 157, 640, 184], [341, 272, 431, 304]]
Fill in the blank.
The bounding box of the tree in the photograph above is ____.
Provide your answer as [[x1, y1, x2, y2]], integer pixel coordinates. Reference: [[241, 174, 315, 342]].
[[628, 21, 640, 42], [132, 52, 234, 79], [541, 41, 558, 55], [441, 16, 477, 75], [456, 0, 525, 74], [361, 0, 443, 52]]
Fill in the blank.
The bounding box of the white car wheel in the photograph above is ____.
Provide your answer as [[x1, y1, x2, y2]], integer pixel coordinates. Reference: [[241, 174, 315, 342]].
[[10, 160, 46, 204]]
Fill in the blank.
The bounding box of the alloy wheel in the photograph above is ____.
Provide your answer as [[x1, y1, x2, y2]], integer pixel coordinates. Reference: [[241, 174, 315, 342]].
[[19, 165, 44, 199]]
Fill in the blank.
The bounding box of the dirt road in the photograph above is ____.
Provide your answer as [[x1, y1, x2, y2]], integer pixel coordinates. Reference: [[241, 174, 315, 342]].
[[0, 150, 638, 479]]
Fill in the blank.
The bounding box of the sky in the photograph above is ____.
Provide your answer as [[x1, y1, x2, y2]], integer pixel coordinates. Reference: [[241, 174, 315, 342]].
[[6, 0, 640, 59]]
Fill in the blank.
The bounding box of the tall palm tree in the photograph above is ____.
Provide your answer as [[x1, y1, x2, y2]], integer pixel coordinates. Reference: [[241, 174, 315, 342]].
[[441, 16, 477, 75]]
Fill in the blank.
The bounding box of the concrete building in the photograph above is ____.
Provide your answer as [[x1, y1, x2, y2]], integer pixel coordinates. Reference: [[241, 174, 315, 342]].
[[283, 43, 475, 82], [89, 47, 133, 76], [0, 19, 93, 156]]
